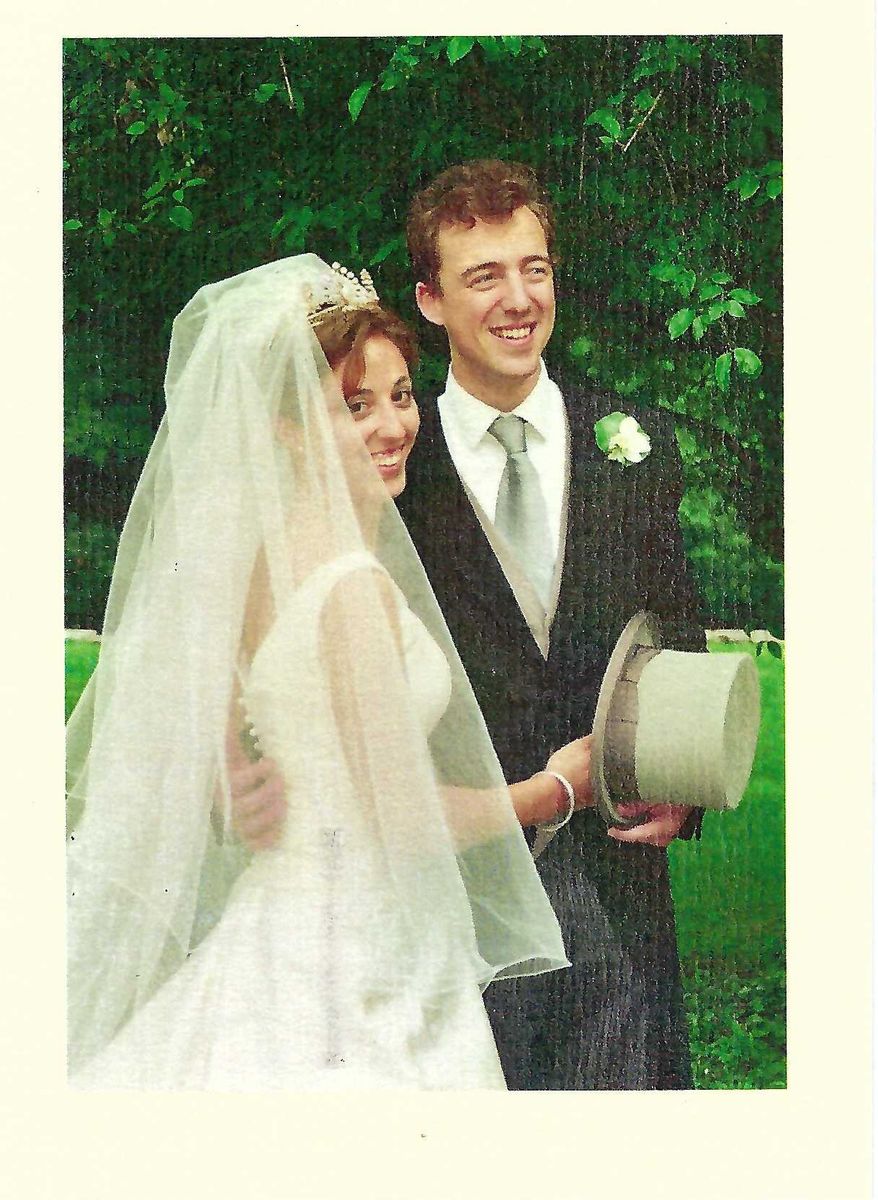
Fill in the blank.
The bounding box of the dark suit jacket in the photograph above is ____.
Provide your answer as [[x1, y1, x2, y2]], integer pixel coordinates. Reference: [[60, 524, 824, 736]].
[[398, 384, 705, 1089]]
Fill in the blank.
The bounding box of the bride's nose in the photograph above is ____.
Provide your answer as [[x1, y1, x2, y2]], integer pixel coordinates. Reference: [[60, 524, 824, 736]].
[[374, 400, 407, 441]]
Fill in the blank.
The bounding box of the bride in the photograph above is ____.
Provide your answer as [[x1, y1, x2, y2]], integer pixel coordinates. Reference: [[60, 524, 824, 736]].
[[66, 254, 583, 1091]]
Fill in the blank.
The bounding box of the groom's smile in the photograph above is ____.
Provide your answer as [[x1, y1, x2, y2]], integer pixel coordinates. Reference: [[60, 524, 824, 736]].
[[415, 205, 556, 413]]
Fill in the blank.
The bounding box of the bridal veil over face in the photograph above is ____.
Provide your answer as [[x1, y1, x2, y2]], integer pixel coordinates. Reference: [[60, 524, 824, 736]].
[[66, 254, 567, 1077]]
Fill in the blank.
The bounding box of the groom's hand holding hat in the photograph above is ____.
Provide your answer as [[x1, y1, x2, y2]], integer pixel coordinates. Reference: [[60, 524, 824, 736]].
[[607, 801, 693, 848]]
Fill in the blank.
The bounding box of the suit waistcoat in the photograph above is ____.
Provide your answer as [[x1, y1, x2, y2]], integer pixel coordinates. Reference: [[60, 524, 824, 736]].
[[398, 388, 705, 797]]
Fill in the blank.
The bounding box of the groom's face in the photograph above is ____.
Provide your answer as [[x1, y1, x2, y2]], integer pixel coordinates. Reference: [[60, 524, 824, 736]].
[[415, 205, 555, 410]]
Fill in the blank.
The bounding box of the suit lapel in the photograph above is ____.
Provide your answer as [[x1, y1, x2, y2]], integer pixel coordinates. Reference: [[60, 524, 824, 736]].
[[552, 393, 626, 653]]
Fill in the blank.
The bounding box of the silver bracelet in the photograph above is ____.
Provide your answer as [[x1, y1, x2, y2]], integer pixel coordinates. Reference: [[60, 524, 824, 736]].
[[537, 770, 576, 833]]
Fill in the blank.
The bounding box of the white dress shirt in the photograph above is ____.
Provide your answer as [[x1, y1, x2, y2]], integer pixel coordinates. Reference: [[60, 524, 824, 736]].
[[437, 362, 568, 560]]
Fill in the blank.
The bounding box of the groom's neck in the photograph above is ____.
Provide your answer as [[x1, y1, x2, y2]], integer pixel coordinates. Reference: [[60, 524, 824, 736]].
[[448, 357, 542, 413]]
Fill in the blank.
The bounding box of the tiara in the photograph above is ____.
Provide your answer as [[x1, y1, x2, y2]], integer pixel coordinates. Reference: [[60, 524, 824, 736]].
[[305, 261, 379, 327]]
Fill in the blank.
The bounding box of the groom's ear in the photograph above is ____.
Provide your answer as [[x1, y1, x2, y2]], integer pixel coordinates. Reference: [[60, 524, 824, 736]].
[[415, 281, 446, 328]]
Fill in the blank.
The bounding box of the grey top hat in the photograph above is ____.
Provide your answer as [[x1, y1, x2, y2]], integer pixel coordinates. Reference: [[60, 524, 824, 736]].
[[591, 612, 761, 828]]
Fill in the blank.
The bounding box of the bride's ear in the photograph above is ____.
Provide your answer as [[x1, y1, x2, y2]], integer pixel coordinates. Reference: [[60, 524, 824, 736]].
[[415, 282, 446, 329]]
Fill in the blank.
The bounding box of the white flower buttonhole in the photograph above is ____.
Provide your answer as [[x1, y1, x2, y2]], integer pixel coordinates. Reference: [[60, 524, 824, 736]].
[[594, 412, 651, 467]]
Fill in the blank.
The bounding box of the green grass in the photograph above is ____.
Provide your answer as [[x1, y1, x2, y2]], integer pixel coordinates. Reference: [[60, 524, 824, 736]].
[[64, 637, 785, 1088], [65, 640, 100, 720], [669, 642, 786, 1088]]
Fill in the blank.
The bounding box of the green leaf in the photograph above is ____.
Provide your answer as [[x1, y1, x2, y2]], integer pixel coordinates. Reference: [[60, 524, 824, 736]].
[[704, 302, 726, 325], [674, 269, 696, 297], [698, 282, 724, 302], [691, 315, 705, 341], [633, 89, 656, 111], [500, 35, 523, 55], [711, 271, 734, 284], [668, 308, 695, 339], [593, 411, 626, 453], [158, 81, 177, 105], [762, 159, 783, 176], [447, 37, 475, 64], [122, 222, 138, 233], [729, 288, 761, 305], [63, 218, 83, 231], [97, 208, 112, 228], [187, 115, 204, 130], [476, 36, 504, 62], [765, 640, 783, 660], [766, 178, 783, 199], [739, 176, 761, 200], [734, 347, 762, 377], [569, 335, 594, 359], [348, 81, 373, 122], [126, 120, 147, 136], [172, 188, 184, 202], [715, 352, 732, 392], [169, 205, 193, 231], [143, 179, 164, 201], [632, 60, 663, 82], [727, 300, 746, 317], [650, 262, 681, 282], [254, 82, 279, 104], [370, 235, 404, 265], [587, 108, 622, 139]]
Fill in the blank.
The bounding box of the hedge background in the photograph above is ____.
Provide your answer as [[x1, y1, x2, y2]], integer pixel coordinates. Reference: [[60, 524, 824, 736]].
[[63, 35, 782, 633]]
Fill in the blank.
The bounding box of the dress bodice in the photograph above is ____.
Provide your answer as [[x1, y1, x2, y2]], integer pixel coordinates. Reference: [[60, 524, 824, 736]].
[[240, 551, 452, 857]]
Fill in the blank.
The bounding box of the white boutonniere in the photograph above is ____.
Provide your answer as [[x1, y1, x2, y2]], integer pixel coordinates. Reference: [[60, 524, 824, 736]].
[[594, 412, 651, 466]]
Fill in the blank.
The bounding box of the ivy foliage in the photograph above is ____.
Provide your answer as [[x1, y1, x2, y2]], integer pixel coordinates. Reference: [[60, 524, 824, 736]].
[[63, 36, 782, 630]]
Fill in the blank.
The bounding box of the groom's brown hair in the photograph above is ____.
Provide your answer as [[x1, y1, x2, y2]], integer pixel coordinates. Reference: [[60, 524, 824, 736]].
[[406, 159, 556, 290]]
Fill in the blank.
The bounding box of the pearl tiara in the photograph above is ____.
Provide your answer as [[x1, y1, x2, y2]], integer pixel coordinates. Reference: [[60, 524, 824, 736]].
[[305, 261, 380, 327]]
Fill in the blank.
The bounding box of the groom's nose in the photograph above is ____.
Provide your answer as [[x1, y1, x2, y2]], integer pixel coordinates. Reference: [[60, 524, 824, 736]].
[[500, 272, 532, 313]]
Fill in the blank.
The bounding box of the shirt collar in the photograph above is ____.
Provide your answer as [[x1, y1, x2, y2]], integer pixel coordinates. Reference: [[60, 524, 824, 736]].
[[440, 362, 557, 450]]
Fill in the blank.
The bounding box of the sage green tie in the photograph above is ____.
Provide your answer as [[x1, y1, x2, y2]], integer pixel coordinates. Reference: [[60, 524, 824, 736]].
[[489, 414, 553, 607]]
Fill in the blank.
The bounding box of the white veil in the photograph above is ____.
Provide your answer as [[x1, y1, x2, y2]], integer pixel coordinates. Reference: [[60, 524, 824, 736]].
[[66, 254, 568, 1078]]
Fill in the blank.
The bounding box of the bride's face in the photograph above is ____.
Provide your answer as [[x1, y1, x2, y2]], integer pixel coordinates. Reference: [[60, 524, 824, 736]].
[[333, 335, 420, 499]]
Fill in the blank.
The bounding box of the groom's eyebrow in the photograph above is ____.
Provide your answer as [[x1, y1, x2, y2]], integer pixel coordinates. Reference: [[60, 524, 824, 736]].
[[459, 254, 552, 280], [460, 260, 501, 280]]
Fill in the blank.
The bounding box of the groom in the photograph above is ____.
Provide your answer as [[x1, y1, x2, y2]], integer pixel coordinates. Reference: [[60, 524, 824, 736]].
[[396, 159, 706, 1089]]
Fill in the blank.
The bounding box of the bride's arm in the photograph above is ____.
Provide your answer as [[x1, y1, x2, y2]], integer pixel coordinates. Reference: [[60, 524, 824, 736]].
[[318, 567, 406, 803], [438, 735, 594, 849]]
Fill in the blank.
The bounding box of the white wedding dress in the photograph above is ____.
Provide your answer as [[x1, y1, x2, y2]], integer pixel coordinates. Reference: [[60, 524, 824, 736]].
[[74, 553, 507, 1091]]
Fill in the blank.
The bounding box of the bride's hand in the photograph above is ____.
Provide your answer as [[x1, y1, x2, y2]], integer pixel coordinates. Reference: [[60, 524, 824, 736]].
[[545, 736, 595, 809], [225, 728, 288, 851]]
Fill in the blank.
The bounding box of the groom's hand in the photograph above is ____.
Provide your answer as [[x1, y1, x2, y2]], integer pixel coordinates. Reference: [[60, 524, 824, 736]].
[[606, 802, 692, 848], [225, 728, 288, 851]]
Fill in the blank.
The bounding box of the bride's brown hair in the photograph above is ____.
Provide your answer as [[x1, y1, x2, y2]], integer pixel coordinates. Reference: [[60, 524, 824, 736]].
[[314, 306, 419, 399]]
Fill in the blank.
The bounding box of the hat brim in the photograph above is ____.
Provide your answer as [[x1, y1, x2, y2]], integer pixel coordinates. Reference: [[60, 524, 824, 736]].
[[590, 611, 662, 828]]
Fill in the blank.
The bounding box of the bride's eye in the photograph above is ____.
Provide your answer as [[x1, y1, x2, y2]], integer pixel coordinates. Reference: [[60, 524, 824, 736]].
[[347, 399, 369, 418], [392, 389, 414, 408]]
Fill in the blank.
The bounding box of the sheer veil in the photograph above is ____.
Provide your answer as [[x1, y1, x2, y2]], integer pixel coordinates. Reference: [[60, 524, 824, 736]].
[[66, 254, 568, 1077]]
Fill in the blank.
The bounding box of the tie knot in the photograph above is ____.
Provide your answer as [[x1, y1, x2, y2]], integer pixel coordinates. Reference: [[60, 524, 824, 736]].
[[489, 414, 528, 455]]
